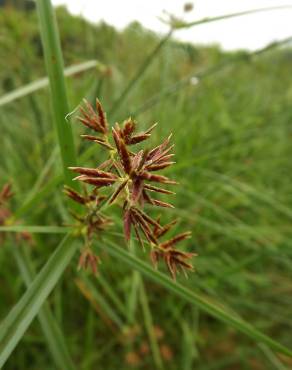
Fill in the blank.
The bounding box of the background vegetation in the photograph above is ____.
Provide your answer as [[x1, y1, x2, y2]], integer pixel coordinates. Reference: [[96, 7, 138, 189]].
[[1, 3, 292, 369]]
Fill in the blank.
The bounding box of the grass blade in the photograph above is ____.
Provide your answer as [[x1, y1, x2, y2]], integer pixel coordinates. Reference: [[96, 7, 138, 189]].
[[11, 245, 76, 370], [98, 238, 292, 357], [35, 0, 79, 190], [0, 225, 69, 234], [0, 234, 77, 368], [0, 60, 99, 107]]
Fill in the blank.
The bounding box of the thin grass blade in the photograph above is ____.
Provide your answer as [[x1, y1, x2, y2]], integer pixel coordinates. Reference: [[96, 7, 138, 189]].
[[0, 234, 77, 368]]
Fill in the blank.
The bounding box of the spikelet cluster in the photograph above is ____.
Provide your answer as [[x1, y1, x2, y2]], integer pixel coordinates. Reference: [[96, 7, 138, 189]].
[[66, 99, 196, 279]]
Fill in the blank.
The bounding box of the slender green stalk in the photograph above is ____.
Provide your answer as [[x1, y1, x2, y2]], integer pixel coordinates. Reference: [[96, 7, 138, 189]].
[[176, 5, 292, 29], [35, 0, 79, 190], [109, 30, 173, 118], [12, 245, 76, 370]]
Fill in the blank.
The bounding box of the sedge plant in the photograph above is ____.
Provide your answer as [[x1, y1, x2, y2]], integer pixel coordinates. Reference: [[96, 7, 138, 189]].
[[2, 2, 292, 368]]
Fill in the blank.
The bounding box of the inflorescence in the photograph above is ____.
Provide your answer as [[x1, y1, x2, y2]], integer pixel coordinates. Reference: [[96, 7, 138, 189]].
[[65, 99, 196, 279]]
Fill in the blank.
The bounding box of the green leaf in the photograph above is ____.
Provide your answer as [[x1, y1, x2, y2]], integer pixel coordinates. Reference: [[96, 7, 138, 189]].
[[35, 0, 80, 192], [12, 245, 76, 370], [0, 60, 98, 107], [99, 238, 292, 357], [0, 235, 77, 368], [0, 225, 70, 234]]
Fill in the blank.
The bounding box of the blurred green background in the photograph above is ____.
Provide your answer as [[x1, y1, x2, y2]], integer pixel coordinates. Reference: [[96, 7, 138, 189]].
[[1, 1, 292, 369]]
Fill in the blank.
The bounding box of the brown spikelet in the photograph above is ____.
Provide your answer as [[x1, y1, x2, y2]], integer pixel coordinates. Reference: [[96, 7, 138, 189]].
[[0, 183, 13, 205], [147, 134, 172, 161], [119, 140, 132, 174], [78, 99, 108, 134], [140, 172, 177, 185], [78, 248, 100, 275], [63, 186, 87, 205], [160, 231, 192, 249], [133, 207, 161, 229], [74, 176, 117, 187], [151, 199, 174, 209], [147, 162, 175, 171], [96, 98, 108, 132], [131, 178, 144, 203], [69, 167, 117, 179], [81, 135, 114, 150], [123, 118, 136, 138], [112, 126, 121, 152], [128, 134, 151, 145], [144, 184, 175, 195], [154, 219, 177, 238], [123, 208, 132, 242]]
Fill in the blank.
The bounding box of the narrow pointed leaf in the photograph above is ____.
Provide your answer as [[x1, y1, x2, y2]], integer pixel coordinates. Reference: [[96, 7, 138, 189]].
[[0, 235, 77, 368]]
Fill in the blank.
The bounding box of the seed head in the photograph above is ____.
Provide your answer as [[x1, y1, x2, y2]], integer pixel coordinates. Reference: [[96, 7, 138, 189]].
[[66, 98, 196, 278]]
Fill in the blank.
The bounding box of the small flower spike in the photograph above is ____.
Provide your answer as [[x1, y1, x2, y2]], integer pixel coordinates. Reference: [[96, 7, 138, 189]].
[[66, 98, 196, 278], [0, 183, 33, 245]]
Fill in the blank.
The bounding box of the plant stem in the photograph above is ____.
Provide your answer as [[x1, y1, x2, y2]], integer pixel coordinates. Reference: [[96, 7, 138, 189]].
[[36, 0, 80, 191]]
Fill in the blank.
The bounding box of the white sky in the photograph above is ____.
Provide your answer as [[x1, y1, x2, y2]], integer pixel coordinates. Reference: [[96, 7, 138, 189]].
[[52, 0, 292, 50]]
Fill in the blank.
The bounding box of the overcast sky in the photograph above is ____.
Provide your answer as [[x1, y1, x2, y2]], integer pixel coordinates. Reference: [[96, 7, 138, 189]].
[[52, 0, 292, 51]]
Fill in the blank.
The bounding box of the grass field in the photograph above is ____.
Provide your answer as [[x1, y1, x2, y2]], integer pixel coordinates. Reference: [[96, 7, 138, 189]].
[[1, 3, 292, 369]]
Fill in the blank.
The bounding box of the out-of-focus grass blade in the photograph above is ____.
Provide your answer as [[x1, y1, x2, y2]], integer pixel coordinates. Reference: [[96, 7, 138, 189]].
[[0, 60, 99, 107], [0, 234, 76, 368], [12, 245, 76, 370], [99, 238, 292, 357], [0, 225, 69, 233]]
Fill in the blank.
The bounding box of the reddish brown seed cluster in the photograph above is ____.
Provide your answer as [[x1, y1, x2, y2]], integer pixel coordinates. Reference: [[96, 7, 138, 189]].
[[0, 183, 32, 245], [65, 98, 196, 278]]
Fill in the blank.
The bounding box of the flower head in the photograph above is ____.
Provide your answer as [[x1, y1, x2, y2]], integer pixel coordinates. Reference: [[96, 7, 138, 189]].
[[66, 99, 196, 278]]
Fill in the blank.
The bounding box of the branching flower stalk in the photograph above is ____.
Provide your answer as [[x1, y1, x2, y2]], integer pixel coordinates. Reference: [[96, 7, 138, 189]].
[[65, 99, 196, 279]]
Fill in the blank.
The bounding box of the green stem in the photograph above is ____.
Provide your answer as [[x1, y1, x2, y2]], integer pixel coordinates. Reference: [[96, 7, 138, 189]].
[[36, 0, 80, 191]]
